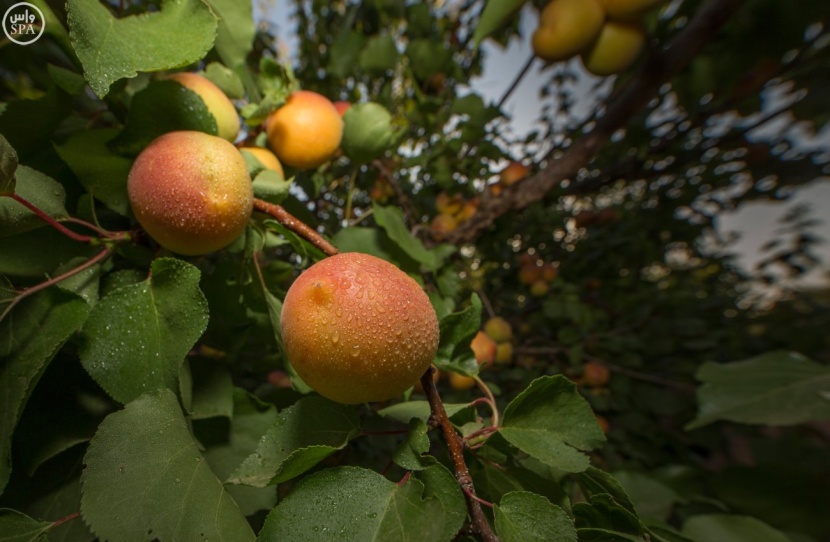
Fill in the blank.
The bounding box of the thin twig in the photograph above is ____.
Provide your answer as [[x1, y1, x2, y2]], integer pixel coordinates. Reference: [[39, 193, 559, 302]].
[[0, 247, 113, 323], [253, 198, 339, 256], [497, 54, 536, 111], [473, 376, 500, 427], [49, 511, 81, 530], [420, 367, 498, 542]]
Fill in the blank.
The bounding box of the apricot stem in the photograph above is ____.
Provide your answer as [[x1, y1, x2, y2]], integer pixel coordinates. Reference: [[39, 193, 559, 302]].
[[419, 366, 498, 542], [4, 194, 93, 243], [253, 198, 339, 256], [49, 511, 81, 530], [0, 246, 113, 323]]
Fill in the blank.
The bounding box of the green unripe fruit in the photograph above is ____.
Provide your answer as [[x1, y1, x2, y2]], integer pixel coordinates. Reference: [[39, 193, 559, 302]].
[[484, 316, 513, 343], [127, 131, 253, 255], [167, 73, 240, 142], [280, 253, 439, 404]]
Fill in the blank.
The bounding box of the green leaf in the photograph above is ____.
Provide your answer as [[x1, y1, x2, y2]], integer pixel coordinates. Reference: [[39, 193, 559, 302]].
[[613, 470, 682, 522], [575, 467, 637, 515], [328, 31, 366, 78], [472, 0, 527, 47], [0, 509, 50, 541], [392, 418, 435, 470], [0, 228, 95, 279], [108, 80, 218, 156], [372, 204, 437, 269], [201, 62, 245, 99], [433, 294, 482, 376], [0, 289, 90, 494], [188, 358, 234, 420], [681, 514, 790, 542], [495, 491, 577, 542], [66, 0, 219, 98], [499, 376, 606, 473], [228, 396, 360, 487], [204, 0, 255, 70], [252, 169, 292, 204], [78, 258, 209, 404], [0, 88, 71, 158], [0, 134, 18, 194], [686, 351, 830, 429], [81, 389, 255, 541], [378, 400, 470, 424], [54, 129, 132, 216], [406, 39, 453, 81], [358, 34, 399, 74], [197, 389, 279, 516], [257, 465, 463, 541], [413, 464, 467, 542], [574, 494, 645, 541], [0, 166, 68, 239], [342, 102, 398, 164], [47, 64, 87, 95]]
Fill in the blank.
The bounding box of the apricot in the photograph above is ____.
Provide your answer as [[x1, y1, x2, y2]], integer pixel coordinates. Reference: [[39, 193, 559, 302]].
[[519, 264, 543, 285], [530, 280, 550, 297], [483, 317, 512, 343], [127, 131, 253, 255], [333, 100, 351, 116], [500, 161, 530, 186], [280, 253, 439, 404], [430, 213, 458, 239], [166, 73, 240, 142], [495, 342, 513, 365], [266, 90, 343, 170], [239, 147, 285, 179], [532, 0, 605, 63], [449, 372, 476, 391], [582, 361, 611, 387], [581, 20, 646, 76], [471, 331, 498, 366], [541, 263, 559, 282]]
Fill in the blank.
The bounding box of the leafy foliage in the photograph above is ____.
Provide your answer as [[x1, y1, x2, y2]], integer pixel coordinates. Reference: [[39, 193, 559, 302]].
[[0, 0, 828, 540]]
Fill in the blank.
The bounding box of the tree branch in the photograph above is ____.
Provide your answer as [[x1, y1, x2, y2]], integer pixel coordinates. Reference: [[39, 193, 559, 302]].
[[420, 367, 498, 541], [446, 0, 745, 244], [253, 198, 339, 257]]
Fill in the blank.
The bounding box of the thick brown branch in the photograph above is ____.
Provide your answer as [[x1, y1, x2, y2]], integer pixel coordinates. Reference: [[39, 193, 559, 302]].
[[446, 0, 745, 244], [420, 367, 498, 541], [253, 198, 339, 257]]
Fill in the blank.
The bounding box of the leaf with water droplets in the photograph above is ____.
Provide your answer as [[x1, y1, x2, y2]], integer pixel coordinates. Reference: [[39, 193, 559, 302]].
[[0, 288, 90, 494], [81, 388, 255, 542], [66, 0, 218, 98], [257, 464, 465, 541], [499, 376, 606, 473], [77, 258, 209, 405], [495, 491, 577, 542], [228, 396, 360, 487]]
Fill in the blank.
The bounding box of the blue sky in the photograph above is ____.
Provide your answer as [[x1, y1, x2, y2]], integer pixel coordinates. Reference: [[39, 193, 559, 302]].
[[257, 1, 830, 287]]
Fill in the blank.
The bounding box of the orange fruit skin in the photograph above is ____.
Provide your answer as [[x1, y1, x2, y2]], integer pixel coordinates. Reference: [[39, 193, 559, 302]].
[[471, 331, 498, 366], [532, 0, 605, 62], [127, 131, 253, 255], [500, 162, 529, 186], [239, 147, 285, 179], [449, 372, 477, 391], [280, 253, 439, 404], [266, 91, 344, 170], [581, 20, 646, 76], [582, 361, 611, 387], [167, 73, 240, 142]]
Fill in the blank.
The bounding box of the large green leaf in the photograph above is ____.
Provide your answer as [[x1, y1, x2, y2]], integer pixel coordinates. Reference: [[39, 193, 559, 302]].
[[494, 491, 577, 542], [80, 389, 255, 541], [372, 204, 437, 269], [575, 467, 637, 515], [358, 34, 399, 74], [433, 293, 482, 376], [472, 0, 527, 46], [681, 514, 790, 542], [78, 258, 209, 404], [228, 396, 360, 487], [205, 0, 255, 70], [257, 464, 465, 541], [197, 389, 279, 516], [67, 0, 218, 97], [573, 494, 645, 541], [613, 471, 682, 522], [53, 129, 132, 216], [108, 80, 218, 156], [0, 134, 17, 194], [0, 166, 68, 239], [499, 376, 606, 473], [686, 351, 830, 429], [0, 509, 50, 541], [0, 289, 90, 494]]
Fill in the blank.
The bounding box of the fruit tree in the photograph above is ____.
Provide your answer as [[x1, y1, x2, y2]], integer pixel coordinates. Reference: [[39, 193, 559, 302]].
[[1, 0, 829, 540]]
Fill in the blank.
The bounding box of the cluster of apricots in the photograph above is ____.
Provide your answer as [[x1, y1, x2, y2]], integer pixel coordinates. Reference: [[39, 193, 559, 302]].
[[532, 0, 666, 76], [430, 192, 479, 239], [517, 253, 559, 297], [127, 72, 348, 256], [447, 317, 515, 390]]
